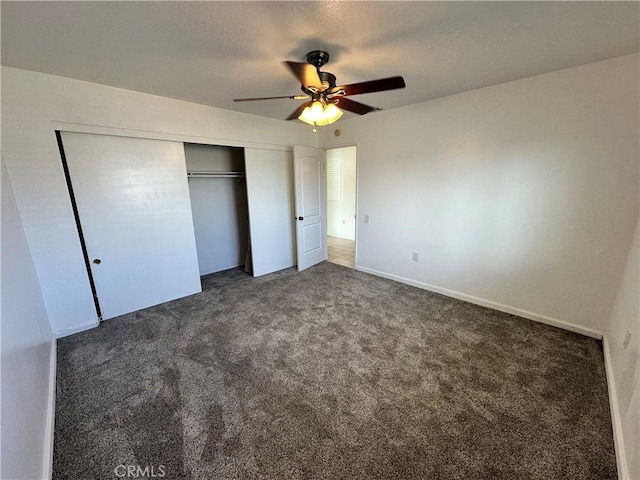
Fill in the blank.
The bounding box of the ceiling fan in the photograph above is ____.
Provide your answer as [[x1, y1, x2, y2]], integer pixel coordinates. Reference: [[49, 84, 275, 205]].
[[233, 50, 406, 130]]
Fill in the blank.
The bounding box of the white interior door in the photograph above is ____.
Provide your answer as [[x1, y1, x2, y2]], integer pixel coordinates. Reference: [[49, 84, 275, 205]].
[[244, 148, 296, 276], [61, 132, 202, 320], [293, 146, 327, 271]]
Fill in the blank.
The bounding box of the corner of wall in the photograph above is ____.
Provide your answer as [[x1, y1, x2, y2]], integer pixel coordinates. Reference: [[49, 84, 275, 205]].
[[54, 319, 100, 338], [2, 155, 57, 479]]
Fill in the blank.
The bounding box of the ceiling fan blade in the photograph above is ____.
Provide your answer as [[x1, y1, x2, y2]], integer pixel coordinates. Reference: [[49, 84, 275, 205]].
[[333, 76, 406, 97], [334, 97, 379, 115], [233, 94, 307, 102], [283, 61, 323, 90], [286, 101, 313, 121]]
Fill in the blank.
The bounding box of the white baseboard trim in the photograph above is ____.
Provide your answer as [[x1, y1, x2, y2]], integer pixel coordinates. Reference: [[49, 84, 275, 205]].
[[55, 318, 99, 338], [602, 336, 628, 480], [328, 234, 355, 241], [355, 266, 605, 339], [43, 336, 57, 480]]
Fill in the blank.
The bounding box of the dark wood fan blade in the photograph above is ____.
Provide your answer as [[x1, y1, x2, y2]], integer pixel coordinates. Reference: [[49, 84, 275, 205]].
[[283, 61, 323, 90], [333, 76, 406, 96], [286, 101, 313, 120], [234, 95, 307, 102], [334, 97, 379, 115]]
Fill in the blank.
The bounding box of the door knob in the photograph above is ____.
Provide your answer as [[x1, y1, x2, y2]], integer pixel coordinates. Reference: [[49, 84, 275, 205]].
[[298, 216, 304, 221], [93, 258, 101, 265]]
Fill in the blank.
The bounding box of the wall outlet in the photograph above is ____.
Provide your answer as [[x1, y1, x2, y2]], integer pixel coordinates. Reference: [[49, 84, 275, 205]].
[[623, 330, 632, 350], [364, 215, 370, 224], [412, 252, 419, 262]]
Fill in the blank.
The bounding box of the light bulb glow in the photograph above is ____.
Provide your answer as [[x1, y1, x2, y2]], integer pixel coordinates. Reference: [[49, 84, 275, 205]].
[[311, 101, 324, 120], [323, 103, 343, 123], [298, 101, 343, 128]]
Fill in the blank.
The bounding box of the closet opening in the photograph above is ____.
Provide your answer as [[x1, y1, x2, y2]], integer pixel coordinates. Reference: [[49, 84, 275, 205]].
[[184, 143, 252, 277]]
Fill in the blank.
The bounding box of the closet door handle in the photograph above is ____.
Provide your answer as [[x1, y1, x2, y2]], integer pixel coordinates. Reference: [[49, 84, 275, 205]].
[[298, 216, 304, 221]]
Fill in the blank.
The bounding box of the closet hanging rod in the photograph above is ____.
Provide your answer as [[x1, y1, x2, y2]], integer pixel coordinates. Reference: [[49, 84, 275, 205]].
[[187, 171, 246, 178]]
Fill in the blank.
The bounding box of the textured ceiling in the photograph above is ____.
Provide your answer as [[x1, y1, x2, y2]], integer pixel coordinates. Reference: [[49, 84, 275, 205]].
[[1, 1, 638, 121]]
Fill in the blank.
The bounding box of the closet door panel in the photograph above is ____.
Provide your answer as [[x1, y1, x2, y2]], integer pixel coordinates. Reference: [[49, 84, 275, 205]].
[[244, 148, 296, 276], [61, 132, 201, 320]]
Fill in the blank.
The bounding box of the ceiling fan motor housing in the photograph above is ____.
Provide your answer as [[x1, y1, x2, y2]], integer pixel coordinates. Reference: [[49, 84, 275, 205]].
[[306, 50, 330, 69], [305, 51, 337, 93], [319, 71, 336, 90]]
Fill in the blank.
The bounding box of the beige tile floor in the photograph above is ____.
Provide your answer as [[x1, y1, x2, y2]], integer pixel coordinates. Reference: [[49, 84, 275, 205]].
[[327, 236, 355, 268]]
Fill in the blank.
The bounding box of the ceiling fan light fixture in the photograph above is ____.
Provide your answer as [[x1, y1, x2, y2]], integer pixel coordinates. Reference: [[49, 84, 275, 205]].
[[298, 100, 343, 128], [298, 102, 320, 125], [322, 102, 343, 124]]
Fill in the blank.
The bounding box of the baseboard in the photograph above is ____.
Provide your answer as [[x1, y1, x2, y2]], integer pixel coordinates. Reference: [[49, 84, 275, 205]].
[[328, 234, 355, 241], [355, 266, 605, 339], [43, 336, 57, 480], [602, 336, 628, 480], [55, 318, 99, 338]]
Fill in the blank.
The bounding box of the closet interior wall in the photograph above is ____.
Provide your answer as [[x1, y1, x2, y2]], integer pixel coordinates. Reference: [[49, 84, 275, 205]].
[[184, 143, 250, 276]]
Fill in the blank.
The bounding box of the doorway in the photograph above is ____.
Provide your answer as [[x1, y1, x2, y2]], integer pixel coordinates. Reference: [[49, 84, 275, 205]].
[[326, 146, 357, 268]]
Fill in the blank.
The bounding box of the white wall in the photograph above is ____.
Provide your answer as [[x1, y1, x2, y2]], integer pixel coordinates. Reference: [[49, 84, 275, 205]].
[[607, 218, 639, 480], [327, 146, 357, 240], [1, 66, 317, 336], [188, 178, 249, 275], [325, 54, 639, 335], [1, 158, 55, 479]]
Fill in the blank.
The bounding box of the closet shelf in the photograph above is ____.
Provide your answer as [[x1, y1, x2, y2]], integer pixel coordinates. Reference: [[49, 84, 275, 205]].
[[187, 171, 245, 178]]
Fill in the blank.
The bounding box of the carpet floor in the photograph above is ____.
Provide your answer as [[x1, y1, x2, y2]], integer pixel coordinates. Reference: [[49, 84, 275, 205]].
[[54, 262, 617, 479]]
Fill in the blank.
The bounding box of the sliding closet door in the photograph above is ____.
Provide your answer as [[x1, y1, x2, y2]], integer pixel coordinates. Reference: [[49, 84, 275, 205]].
[[244, 148, 296, 276], [61, 132, 201, 320]]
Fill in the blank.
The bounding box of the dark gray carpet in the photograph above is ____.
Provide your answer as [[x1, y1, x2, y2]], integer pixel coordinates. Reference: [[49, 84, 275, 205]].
[[54, 262, 617, 479]]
